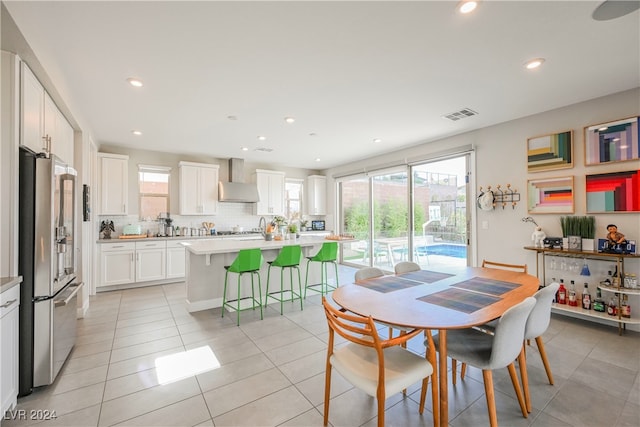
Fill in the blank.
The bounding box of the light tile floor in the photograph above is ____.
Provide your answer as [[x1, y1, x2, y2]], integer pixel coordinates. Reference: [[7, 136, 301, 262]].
[[3, 265, 640, 427]]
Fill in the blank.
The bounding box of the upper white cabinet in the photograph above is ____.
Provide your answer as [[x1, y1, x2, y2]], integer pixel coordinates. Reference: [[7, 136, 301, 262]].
[[20, 62, 74, 166], [179, 162, 220, 215], [253, 169, 285, 215], [98, 153, 129, 215], [306, 175, 327, 215]]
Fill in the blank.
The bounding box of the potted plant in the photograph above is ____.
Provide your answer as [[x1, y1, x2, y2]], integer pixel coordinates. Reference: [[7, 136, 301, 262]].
[[580, 216, 596, 251], [272, 215, 288, 237], [288, 223, 299, 239], [561, 216, 581, 250], [299, 217, 309, 232]]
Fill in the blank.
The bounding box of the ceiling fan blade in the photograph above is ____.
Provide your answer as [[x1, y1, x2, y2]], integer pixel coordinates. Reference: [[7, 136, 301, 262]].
[[592, 0, 640, 21]]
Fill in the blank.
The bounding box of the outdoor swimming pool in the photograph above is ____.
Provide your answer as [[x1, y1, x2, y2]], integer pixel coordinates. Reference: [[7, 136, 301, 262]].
[[417, 243, 467, 258]]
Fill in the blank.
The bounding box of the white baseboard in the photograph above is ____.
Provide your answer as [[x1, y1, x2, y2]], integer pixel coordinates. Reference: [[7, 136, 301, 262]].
[[186, 297, 222, 313]]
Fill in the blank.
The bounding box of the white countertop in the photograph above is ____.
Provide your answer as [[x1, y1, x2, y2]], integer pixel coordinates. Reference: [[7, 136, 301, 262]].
[[183, 236, 351, 255], [0, 276, 22, 294]]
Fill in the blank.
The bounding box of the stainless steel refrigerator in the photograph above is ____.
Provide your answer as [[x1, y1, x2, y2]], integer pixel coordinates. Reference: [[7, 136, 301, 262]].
[[18, 148, 83, 395]]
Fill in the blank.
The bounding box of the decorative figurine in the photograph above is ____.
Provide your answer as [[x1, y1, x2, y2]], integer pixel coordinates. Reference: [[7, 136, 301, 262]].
[[532, 226, 546, 248], [100, 220, 115, 239], [606, 224, 626, 244]]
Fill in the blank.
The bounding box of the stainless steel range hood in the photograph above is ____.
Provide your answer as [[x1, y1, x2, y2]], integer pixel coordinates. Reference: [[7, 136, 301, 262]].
[[218, 158, 260, 203]]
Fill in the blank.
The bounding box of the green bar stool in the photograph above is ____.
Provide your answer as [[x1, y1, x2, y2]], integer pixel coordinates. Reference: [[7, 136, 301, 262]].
[[265, 245, 303, 315], [304, 241, 339, 297], [222, 248, 264, 326]]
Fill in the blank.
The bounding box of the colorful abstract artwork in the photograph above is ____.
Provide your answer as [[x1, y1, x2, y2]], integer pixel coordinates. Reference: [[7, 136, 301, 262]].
[[586, 170, 640, 213], [584, 117, 640, 165], [527, 130, 573, 172], [527, 176, 574, 214]]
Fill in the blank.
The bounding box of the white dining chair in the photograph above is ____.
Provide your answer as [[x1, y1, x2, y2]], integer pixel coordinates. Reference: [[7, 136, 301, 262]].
[[518, 282, 560, 412], [394, 261, 421, 274], [322, 297, 436, 427], [428, 297, 536, 427], [354, 266, 385, 282]]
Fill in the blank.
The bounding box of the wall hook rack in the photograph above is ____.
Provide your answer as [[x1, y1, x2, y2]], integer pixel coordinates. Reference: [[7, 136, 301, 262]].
[[479, 184, 520, 209]]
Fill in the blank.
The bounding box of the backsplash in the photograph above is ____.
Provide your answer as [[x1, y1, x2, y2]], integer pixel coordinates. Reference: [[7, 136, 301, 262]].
[[99, 203, 260, 237], [97, 203, 326, 237]]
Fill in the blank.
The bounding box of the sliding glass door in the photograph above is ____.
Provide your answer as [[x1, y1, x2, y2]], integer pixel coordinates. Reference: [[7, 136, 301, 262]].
[[411, 156, 469, 269], [339, 176, 370, 268], [338, 152, 471, 271], [372, 170, 409, 269]]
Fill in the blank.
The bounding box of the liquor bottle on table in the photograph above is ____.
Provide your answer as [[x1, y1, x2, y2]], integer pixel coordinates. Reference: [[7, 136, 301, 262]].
[[568, 280, 578, 307], [582, 283, 591, 310], [557, 279, 567, 304], [593, 288, 606, 313]]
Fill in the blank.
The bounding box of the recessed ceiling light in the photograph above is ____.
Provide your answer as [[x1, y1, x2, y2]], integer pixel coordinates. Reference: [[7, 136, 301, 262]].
[[598, 126, 608, 131], [284, 117, 295, 124], [126, 77, 143, 87], [257, 135, 266, 141], [458, 1, 478, 14], [612, 138, 621, 142], [373, 138, 382, 143], [524, 58, 545, 69], [227, 115, 238, 121], [131, 130, 142, 136], [315, 158, 321, 162], [241, 147, 249, 151], [309, 132, 317, 137]]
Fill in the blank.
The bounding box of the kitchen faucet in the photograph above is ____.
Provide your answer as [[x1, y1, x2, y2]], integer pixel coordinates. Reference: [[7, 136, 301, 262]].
[[258, 216, 267, 233]]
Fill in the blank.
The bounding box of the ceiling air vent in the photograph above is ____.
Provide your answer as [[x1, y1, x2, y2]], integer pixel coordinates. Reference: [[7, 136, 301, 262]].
[[443, 108, 478, 121], [255, 147, 274, 152]]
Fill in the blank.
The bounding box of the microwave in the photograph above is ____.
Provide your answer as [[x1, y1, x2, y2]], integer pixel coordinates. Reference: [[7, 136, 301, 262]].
[[311, 220, 325, 231]]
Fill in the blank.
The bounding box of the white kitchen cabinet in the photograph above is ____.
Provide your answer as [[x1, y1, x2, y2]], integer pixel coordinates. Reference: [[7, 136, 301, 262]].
[[135, 241, 166, 282], [1, 285, 20, 417], [166, 241, 186, 279], [98, 153, 129, 215], [253, 169, 285, 215], [98, 241, 175, 288], [179, 162, 220, 215], [20, 62, 74, 165], [21, 62, 45, 154], [306, 175, 327, 215], [98, 242, 135, 287]]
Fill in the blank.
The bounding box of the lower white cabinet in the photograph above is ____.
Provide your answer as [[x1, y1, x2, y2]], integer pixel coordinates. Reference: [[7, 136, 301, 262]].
[[99, 242, 135, 287], [166, 241, 186, 279], [1, 285, 20, 417], [98, 240, 187, 288], [135, 241, 166, 282]]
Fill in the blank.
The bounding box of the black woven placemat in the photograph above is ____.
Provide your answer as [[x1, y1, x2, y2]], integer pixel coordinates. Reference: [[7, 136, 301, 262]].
[[399, 270, 455, 283], [451, 277, 521, 296], [418, 288, 501, 313], [355, 276, 423, 293]]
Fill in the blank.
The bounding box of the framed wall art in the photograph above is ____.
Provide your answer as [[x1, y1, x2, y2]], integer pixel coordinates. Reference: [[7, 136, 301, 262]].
[[527, 176, 574, 214], [586, 169, 640, 213], [584, 116, 639, 165], [527, 130, 573, 172]]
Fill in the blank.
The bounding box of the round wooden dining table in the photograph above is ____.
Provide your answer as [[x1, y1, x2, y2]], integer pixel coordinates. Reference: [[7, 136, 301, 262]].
[[331, 266, 540, 427]]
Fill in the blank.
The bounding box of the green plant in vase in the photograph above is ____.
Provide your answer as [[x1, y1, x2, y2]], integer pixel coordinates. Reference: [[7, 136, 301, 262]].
[[288, 223, 299, 238], [580, 216, 596, 251]]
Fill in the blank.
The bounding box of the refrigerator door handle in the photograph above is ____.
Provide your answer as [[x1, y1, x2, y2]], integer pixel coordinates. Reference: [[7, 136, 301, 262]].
[[54, 282, 83, 308]]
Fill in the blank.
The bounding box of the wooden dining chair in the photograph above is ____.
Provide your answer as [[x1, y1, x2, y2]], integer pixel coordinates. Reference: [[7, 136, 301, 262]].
[[322, 297, 435, 427], [429, 297, 536, 427]]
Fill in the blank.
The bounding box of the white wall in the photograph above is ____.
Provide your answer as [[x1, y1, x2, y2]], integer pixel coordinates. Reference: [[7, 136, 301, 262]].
[[325, 88, 639, 272]]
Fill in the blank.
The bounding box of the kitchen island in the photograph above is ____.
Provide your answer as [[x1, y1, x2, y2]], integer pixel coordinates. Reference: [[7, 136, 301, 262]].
[[183, 236, 339, 312]]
